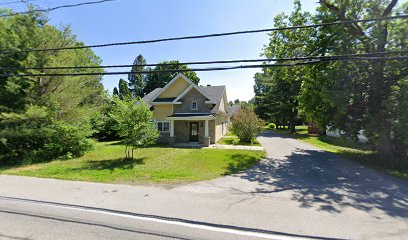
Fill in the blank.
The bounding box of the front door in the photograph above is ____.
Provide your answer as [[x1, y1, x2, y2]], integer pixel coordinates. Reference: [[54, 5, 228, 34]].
[[189, 122, 199, 142]]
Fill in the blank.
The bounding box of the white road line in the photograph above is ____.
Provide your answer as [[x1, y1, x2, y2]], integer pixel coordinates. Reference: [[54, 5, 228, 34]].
[[0, 196, 316, 240]]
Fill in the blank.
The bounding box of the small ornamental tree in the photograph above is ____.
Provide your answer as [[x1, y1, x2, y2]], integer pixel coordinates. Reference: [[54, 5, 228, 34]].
[[110, 96, 159, 159], [230, 109, 265, 143]]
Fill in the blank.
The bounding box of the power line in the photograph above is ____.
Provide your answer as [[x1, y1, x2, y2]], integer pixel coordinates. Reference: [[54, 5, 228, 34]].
[[2, 56, 407, 77], [0, 14, 406, 54], [0, 0, 115, 17], [0, 0, 36, 5], [1, 50, 407, 71]]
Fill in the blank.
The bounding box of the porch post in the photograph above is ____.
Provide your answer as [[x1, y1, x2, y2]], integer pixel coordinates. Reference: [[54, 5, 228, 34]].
[[170, 120, 174, 137], [169, 119, 176, 146], [203, 119, 210, 147], [205, 120, 209, 137]]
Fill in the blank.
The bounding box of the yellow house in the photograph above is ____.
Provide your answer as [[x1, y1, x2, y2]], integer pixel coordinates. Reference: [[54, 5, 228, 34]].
[[142, 73, 230, 146]]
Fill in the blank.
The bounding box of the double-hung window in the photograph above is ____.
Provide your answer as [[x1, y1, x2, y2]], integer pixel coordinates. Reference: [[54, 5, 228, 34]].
[[157, 121, 170, 132], [191, 101, 198, 110]]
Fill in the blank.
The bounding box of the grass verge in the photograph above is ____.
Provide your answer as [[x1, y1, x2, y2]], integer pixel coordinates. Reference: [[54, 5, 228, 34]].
[[0, 141, 265, 184], [266, 126, 408, 181]]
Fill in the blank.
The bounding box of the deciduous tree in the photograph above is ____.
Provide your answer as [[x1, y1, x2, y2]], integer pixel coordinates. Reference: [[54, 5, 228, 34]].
[[110, 97, 159, 159]]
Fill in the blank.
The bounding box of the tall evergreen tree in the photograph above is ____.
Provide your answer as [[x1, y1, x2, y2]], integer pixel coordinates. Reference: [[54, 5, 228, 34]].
[[112, 87, 119, 97], [128, 54, 146, 98], [118, 79, 131, 100]]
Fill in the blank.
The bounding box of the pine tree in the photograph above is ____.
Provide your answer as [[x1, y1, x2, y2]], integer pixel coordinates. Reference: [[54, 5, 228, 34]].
[[113, 87, 119, 97], [128, 54, 146, 98], [118, 79, 131, 100]]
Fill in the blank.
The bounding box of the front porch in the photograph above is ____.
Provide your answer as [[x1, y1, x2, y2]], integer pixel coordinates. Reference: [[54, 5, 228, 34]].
[[166, 114, 215, 147]]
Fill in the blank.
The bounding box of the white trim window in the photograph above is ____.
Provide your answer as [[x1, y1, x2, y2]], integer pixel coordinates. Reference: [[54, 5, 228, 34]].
[[191, 101, 198, 110], [157, 121, 170, 132]]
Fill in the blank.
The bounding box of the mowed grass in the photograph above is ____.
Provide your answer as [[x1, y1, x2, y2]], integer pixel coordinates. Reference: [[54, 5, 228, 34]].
[[267, 126, 407, 181], [217, 132, 261, 146], [217, 137, 261, 146], [0, 141, 265, 184]]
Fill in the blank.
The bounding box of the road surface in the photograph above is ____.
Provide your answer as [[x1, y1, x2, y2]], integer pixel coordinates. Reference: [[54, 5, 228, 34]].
[[0, 131, 407, 239]]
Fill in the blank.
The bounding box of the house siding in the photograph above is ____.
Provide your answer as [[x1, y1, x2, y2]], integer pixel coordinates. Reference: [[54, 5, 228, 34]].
[[209, 120, 216, 144], [175, 121, 189, 143], [159, 77, 190, 98], [157, 132, 169, 144], [214, 114, 230, 143], [153, 105, 173, 121], [174, 88, 213, 113]]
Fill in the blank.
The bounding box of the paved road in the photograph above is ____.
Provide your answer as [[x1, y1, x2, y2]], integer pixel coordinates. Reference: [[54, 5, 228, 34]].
[[0, 131, 407, 239]]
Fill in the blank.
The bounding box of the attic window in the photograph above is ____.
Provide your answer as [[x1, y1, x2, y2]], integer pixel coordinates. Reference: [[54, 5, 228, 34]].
[[191, 101, 198, 110]]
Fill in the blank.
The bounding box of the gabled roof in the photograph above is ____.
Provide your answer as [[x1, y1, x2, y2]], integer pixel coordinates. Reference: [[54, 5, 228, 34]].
[[142, 88, 162, 107], [144, 73, 228, 113], [200, 85, 226, 112], [149, 73, 214, 104], [153, 97, 177, 102]]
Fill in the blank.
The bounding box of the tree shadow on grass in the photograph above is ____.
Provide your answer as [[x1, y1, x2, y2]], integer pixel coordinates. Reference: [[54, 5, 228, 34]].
[[317, 135, 372, 150], [223, 154, 260, 175], [107, 141, 126, 145], [74, 157, 145, 173], [265, 129, 309, 140]]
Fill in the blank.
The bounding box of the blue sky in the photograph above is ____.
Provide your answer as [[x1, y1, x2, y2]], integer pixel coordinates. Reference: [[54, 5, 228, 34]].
[[6, 0, 317, 101]]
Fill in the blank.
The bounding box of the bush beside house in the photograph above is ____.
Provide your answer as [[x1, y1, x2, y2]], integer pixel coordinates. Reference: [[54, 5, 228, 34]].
[[230, 109, 265, 143]]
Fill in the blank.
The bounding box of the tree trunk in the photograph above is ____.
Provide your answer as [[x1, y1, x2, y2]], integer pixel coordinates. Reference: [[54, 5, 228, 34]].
[[131, 147, 134, 160], [289, 113, 295, 134], [289, 105, 298, 134], [370, 20, 394, 161], [377, 127, 394, 164]]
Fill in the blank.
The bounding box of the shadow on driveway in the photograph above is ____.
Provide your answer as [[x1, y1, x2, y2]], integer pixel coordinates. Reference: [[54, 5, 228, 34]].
[[238, 131, 408, 217]]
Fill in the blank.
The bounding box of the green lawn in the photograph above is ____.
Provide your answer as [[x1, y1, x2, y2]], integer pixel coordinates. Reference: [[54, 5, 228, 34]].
[[266, 126, 408, 181], [0, 141, 265, 184]]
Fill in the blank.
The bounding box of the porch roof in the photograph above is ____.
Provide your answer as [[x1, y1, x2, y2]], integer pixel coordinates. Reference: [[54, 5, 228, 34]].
[[166, 113, 215, 120]]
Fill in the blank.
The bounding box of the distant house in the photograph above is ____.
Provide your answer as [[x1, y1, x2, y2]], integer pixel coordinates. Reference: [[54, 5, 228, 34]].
[[326, 128, 369, 143], [227, 104, 241, 117], [142, 73, 230, 146]]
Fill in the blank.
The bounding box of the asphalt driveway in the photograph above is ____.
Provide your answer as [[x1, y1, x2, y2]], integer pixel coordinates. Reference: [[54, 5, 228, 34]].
[[176, 130, 408, 238], [1, 131, 407, 239]]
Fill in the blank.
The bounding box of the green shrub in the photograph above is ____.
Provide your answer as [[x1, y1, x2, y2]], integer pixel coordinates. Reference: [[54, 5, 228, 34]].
[[42, 122, 94, 160], [267, 123, 276, 129], [90, 109, 120, 141], [231, 138, 240, 145], [230, 109, 265, 143], [0, 105, 93, 165]]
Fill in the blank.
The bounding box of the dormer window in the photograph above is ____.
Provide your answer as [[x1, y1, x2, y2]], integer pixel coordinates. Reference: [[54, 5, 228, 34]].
[[191, 101, 198, 110]]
